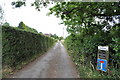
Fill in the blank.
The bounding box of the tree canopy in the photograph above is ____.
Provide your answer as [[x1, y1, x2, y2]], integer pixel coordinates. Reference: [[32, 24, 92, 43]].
[[48, 2, 120, 33]]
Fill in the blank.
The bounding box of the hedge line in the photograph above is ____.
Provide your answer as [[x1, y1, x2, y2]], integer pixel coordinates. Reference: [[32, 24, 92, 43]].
[[2, 26, 55, 69], [64, 24, 120, 78]]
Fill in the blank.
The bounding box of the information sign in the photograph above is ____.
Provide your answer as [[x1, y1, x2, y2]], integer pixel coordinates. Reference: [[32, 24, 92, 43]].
[[97, 46, 109, 72], [97, 59, 107, 72]]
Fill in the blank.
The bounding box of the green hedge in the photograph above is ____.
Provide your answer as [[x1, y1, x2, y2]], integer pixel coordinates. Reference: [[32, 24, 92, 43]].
[[2, 26, 55, 69], [64, 25, 120, 78]]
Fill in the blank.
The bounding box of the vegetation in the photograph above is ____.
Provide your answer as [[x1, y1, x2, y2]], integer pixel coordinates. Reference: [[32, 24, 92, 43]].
[[18, 21, 38, 33], [3, 22, 10, 26], [59, 36, 64, 41], [0, 5, 4, 24], [48, 2, 120, 78], [2, 25, 55, 77], [51, 34, 59, 39], [2, 1, 120, 78], [51, 34, 63, 40]]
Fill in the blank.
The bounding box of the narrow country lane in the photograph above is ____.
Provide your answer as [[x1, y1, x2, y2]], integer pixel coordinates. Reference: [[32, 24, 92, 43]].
[[10, 41, 79, 78]]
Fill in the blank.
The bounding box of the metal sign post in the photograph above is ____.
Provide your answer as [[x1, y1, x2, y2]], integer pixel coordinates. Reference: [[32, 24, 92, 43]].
[[97, 46, 109, 72]]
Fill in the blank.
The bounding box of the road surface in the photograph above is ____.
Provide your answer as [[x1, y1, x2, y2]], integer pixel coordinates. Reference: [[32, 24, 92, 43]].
[[10, 41, 79, 78]]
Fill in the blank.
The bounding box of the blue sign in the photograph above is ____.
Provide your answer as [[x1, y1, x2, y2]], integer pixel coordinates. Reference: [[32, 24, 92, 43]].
[[97, 59, 107, 72]]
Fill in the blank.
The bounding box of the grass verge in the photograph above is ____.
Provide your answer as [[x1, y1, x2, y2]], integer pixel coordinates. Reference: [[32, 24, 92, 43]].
[[63, 41, 120, 79]]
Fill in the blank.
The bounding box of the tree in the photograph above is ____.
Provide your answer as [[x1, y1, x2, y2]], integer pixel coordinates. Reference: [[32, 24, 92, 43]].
[[49, 2, 120, 77], [11, 0, 51, 11], [39, 32, 43, 34], [3, 22, 10, 26], [18, 21, 26, 29], [51, 34, 59, 39], [0, 5, 4, 25], [48, 2, 120, 32], [18, 21, 38, 33], [59, 36, 63, 40]]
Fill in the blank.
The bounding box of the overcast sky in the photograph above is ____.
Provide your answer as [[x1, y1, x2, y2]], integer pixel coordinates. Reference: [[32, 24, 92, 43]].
[[0, 0, 69, 38]]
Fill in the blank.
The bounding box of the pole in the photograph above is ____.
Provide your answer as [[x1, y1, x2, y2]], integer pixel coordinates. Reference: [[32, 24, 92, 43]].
[[63, 27, 64, 38]]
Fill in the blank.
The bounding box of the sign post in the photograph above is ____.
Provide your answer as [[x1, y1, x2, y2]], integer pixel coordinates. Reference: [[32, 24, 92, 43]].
[[97, 46, 109, 72]]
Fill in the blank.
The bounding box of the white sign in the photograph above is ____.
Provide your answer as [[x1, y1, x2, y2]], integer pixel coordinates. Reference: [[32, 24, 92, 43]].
[[98, 46, 109, 51]]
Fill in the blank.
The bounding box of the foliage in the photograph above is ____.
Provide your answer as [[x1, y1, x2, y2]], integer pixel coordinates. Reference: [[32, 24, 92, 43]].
[[64, 29, 120, 78], [109, 24, 120, 69], [51, 34, 59, 39], [39, 32, 43, 34], [18, 21, 38, 33], [3, 22, 10, 26], [0, 5, 4, 24], [11, 0, 26, 8], [48, 2, 120, 35], [50, 2, 120, 78], [2, 25, 55, 76], [51, 34, 64, 40], [11, 0, 51, 11], [8, 1, 120, 78], [59, 36, 63, 40]]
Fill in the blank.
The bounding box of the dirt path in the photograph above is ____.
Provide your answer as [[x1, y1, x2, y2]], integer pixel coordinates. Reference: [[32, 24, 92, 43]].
[[10, 41, 79, 78]]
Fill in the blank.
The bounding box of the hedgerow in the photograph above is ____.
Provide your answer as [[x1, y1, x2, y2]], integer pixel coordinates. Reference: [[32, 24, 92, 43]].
[[2, 25, 55, 71], [64, 24, 120, 78]]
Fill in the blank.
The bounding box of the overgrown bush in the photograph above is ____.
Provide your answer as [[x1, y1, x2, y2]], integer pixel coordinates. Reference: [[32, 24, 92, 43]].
[[64, 24, 120, 78]]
